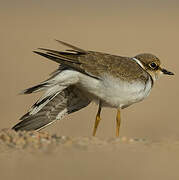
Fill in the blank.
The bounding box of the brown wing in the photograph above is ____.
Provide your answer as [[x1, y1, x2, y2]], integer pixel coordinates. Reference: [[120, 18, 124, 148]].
[[12, 86, 90, 131], [34, 40, 148, 82]]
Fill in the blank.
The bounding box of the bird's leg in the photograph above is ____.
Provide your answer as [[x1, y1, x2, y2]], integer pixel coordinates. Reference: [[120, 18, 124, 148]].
[[92, 102, 102, 136], [116, 109, 121, 137]]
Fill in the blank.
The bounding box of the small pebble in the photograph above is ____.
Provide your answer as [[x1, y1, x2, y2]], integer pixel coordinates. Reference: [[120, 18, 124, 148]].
[[121, 136, 128, 142]]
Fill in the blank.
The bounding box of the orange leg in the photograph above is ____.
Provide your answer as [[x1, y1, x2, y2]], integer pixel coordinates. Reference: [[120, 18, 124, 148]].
[[92, 103, 102, 136], [116, 109, 121, 137]]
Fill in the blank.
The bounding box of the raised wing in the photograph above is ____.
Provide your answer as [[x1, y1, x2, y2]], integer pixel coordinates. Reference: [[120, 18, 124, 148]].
[[12, 86, 90, 131]]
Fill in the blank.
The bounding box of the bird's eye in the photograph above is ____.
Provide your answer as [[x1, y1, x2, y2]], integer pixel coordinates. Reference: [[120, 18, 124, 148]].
[[149, 62, 158, 69]]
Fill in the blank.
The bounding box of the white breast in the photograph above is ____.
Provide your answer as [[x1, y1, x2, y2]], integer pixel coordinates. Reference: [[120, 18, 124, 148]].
[[78, 73, 152, 108]]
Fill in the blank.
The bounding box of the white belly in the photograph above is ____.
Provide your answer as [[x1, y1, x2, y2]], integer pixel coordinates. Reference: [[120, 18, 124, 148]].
[[78, 73, 152, 108]]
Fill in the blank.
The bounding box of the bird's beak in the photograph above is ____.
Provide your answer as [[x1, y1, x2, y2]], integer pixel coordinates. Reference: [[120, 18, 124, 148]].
[[160, 67, 174, 75]]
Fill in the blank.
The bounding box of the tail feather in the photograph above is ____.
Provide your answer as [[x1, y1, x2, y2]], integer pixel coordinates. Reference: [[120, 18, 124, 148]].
[[20, 83, 50, 94], [20, 65, 68, 95], [12, 86, 90, 131]]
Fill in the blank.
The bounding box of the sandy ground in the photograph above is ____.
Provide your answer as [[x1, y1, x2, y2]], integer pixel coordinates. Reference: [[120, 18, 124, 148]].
[[1, 0, 179, 180], [0, 129, 179, 180]]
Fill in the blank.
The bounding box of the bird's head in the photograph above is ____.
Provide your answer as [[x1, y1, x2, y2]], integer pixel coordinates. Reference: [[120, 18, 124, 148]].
[[133, 53, 174, 81]]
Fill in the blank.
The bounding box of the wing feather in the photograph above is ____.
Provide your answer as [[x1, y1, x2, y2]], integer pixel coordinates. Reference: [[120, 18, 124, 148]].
[[12, 86, 90, 131], [55, 39, 87, 54]]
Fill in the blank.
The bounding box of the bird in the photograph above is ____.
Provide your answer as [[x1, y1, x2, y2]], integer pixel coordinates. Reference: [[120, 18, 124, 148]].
[[12, 40, 174, 136]]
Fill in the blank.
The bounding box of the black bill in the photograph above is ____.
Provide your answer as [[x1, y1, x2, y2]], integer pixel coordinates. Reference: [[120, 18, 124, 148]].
[[161, 68, 174, 75]]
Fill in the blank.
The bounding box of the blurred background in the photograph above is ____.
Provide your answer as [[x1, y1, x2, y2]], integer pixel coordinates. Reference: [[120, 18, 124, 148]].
[[1, 1, 179, 180], [1, 0, 179, 140]]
